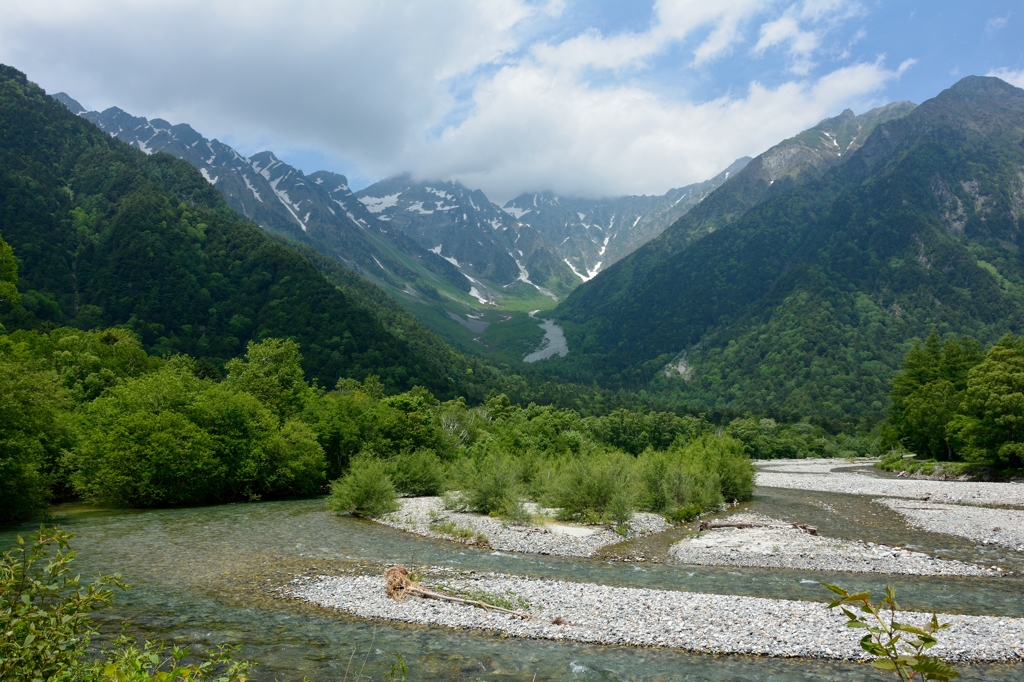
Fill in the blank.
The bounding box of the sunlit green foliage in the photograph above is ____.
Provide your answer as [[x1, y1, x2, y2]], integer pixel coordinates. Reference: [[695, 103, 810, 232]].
[[71, 346, 326, 507], [948, 335, 1024, 469], [1, 527, 126, 681], [889, 331, 985, 460], [327, 455, 399, 518], [824, 583, 959, 681], [886, 331, 1024, 472], [0, 231, 19, 319], [1, 527, 254, 682], [0, 360, 72, 520]]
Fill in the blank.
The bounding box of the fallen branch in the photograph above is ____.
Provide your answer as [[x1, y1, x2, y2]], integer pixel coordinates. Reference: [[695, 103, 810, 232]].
[[699, 521, 818, 536], [383, 566, 572, 624]]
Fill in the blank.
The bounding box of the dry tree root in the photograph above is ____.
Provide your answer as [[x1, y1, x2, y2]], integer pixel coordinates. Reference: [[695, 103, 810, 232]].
[[383, 566, 572, 625]]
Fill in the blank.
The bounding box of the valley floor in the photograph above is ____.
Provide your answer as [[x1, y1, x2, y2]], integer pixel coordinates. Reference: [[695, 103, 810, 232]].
[[290, 571, 1023, 662], [290, 458, 1024, 663]]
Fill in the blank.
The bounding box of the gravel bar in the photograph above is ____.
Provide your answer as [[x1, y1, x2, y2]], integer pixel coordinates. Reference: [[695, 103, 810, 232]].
[[877, 499, 1024, 552], [377, 497, 670, 557], [291, 573, 1024, 662], [757, 469, 1024, 508], [669, 514, 1003, 576]]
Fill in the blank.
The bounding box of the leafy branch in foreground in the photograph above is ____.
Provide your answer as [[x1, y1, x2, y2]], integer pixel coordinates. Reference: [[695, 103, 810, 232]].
[[1, 526, 126, 681], [823, 583, 959, 681], [97, 635, 253, 682], [1, 526, 255, 682]]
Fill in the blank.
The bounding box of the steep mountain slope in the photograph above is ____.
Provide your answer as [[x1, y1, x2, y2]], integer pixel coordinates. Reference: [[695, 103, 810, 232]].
[[0, 65, 458, 394], [503, 157, 751, 281], [557, 102, 916, 318], [554, 78, 1024, 423], [63, 101, 470, 301], [355, 175, 578, 301]]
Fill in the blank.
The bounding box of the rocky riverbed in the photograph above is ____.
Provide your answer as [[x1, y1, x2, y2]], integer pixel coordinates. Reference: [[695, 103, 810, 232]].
[[290, 571, 1024, 662], [877, 498, 1024, 552], [756, 459, 1024, 507], [668, 513, 1003, 576], [377, 496, 671, 557]]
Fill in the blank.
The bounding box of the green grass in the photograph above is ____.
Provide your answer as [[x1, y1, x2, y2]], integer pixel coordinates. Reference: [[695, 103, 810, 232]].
[[429, 519, 489, 546], [875, 452, 975, 478], [436, 584, 531, 611]]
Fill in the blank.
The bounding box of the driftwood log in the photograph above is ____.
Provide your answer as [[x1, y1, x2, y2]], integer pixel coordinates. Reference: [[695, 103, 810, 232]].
[[384, 566, 571, 624], [698, 521, 818, 536]]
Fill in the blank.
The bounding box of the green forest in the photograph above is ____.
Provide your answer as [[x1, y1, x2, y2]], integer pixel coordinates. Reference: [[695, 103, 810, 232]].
[[548, 77, 1024, 427]]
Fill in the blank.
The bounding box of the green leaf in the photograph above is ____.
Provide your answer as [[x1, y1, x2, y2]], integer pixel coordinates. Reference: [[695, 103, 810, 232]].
[[841, 592, 873, 603], [910, 656, 960, 678], [821, 583, 850, 597], [845, 621, 869, 629], [870, 659, 898, 671], [893, 622, 929, 636]]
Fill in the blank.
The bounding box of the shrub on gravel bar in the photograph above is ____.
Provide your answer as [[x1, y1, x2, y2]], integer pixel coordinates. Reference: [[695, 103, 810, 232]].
[[328, 455, 399, 518]]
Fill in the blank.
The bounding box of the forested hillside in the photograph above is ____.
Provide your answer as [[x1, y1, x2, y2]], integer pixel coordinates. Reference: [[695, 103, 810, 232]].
[[0, 64, 460, 395], [553, 77, 1024, 425]]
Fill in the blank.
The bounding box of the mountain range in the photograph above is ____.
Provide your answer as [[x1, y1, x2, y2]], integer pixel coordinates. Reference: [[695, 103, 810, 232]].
[[552, 77, 1024, 424], [503, 157, 751, 281], [50, 93, 744, 310], [27, 68, 1024, 426]]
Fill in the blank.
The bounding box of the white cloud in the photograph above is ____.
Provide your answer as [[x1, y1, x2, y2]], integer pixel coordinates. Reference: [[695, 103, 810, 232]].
[[988, 68, 1024, 88], [0, 0, 902, 201], [412, 57, 909, 202], [754, 15, 821, 74], [0, 0, 536, 163], [986, 14, 1010, 32], [531, 0, 769, 72], [752, 1, 864, 75]]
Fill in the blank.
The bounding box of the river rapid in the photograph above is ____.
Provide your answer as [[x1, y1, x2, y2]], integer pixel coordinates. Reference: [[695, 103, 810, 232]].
[[2, 481, 1022, 680]]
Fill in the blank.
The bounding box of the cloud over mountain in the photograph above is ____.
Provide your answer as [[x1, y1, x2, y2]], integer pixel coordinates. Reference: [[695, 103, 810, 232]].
[[1, 0, 1007, 201]]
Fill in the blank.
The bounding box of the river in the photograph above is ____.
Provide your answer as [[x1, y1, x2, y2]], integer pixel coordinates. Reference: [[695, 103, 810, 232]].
[[1, 485, 1020, 680]]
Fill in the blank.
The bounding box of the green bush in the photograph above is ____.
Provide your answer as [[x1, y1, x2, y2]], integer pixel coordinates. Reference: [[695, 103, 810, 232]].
[[0, 360, 72, 522], [391, 449, 446, 496], [635, 448, 721, 512], [694, 434, 756, 502], [665, 503, 703, 524], [1, 527, 254, 682], [548, 451, 634, 523], [74, 409, 225, 507], [328, 456, 399, 518], [465, 453, 526, 520]]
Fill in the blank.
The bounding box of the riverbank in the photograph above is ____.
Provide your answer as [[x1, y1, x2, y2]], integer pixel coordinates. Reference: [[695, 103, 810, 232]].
[[668, 513, 1003, 576], [877, 499, 1024, 552], [756, 459, 1024, 507], [377, 497, 671, 557], [290, 571, 1024, 662]]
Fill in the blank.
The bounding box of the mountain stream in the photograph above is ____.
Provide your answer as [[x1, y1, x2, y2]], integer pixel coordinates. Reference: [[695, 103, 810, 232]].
[[2, 483, 1021, 681]]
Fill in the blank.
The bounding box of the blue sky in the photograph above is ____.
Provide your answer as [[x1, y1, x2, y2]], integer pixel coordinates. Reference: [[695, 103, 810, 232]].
[[1, 1, 1021, 202]]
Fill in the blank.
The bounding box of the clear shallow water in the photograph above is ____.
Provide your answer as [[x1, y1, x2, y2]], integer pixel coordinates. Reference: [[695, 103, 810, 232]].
[[1, 497, 1021, 681]]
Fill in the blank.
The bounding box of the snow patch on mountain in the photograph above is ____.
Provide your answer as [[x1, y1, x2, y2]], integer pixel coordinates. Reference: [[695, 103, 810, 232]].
[[359, 192, 402, 213], [503, 206, 530, 219], [406, 201, 434, 215], [425, 187, 453, 201], [468, 287, 489, 305], [243, 175, 262, 201]]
